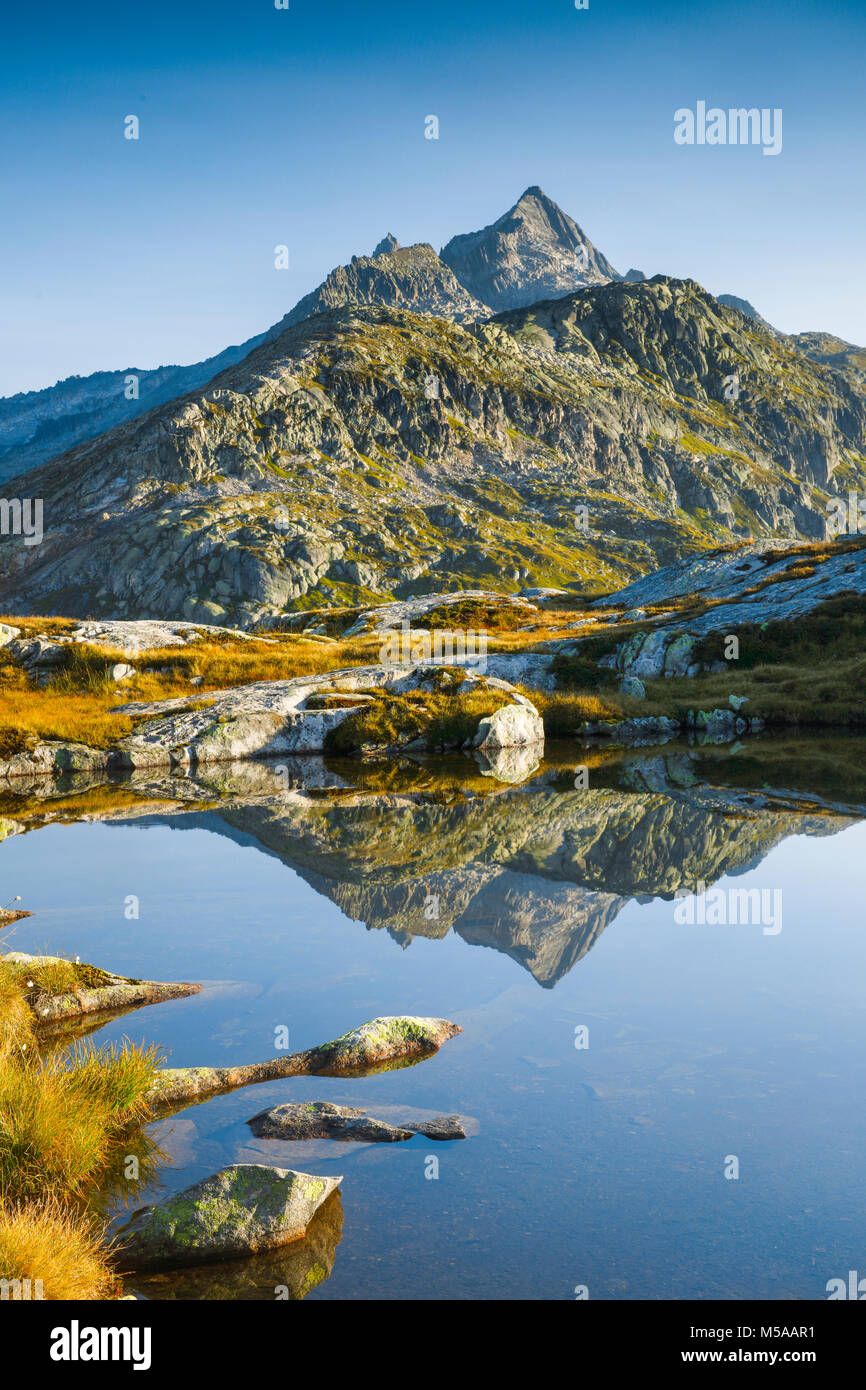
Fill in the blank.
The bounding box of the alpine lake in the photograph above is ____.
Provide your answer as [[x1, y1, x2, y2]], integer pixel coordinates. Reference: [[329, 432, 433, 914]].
[[3, 732, 865, 1301]]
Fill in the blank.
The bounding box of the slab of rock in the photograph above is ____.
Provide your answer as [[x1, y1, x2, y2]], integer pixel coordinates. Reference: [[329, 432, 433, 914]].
[[247, 1100, 465, 1143], [516, 587, 569, 604], [70, 619, 251, 655], [482, 652, 557, 691], [115, 1164, 342, 1271], [6, 637, 70, 669], [4, 952, 200, 1022], [600, 539, 866, 641], [147, 1015, 462, 1107], [0, 741, 112, 782]]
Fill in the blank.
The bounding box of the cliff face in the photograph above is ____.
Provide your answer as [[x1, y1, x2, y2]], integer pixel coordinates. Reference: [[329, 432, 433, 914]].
[[0, 276, 862, 626], [266, 243, 489, 330]]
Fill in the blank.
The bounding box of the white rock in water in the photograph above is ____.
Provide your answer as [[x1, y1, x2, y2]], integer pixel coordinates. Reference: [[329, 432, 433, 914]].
[[473, 702, 545, 750]]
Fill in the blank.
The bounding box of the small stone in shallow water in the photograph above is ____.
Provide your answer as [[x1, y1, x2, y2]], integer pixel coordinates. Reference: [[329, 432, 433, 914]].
[[247, 1100, 466, 1143]]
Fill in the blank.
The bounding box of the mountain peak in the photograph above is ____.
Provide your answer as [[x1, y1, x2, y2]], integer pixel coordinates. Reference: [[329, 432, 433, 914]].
[[441, 186, 619, 312], [372, 233, 400, 257]]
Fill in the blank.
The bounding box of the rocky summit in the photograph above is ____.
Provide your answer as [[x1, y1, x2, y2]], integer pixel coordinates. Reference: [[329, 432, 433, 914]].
[[0, 185, 623, 483], [0, 274, 863, 627], [0, 185, 608, 483], [441, 186, 619, 311]]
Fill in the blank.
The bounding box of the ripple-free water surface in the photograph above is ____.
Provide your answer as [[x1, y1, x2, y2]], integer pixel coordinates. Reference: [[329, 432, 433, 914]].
[[3, 744, 865, 1299]]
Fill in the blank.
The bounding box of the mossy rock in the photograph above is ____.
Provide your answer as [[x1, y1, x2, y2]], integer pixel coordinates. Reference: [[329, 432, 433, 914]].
[[116, 1164, 342, 1272]]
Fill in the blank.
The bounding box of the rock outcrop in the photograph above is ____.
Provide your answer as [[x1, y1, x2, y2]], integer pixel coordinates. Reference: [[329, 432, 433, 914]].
[[109, 664, 544, 768], [147, 1015, 462, 1106], [4, 952, 200, 1023], [586, 536, 866, 678], [128, 1189, 343, 1299]]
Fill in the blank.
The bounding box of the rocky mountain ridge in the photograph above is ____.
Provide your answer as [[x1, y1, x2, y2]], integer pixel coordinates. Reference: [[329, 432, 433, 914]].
[[0, 275, 862, 626], [0, 188, 603, 482]]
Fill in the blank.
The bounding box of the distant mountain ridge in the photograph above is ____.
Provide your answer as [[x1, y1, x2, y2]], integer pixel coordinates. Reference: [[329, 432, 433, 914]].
[[1, 184, 862, 492]]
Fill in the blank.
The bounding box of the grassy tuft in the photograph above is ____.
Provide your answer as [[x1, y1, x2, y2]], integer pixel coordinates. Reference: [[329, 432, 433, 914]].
[[8, 957, 114, 998], [0, 1005, 160, 1204], [0, 1198, 117, 1300]]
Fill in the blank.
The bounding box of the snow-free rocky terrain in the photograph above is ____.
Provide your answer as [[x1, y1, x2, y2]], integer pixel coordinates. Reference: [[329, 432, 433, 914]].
[[2, 184, 865, 628], [1, 273, 863, 627]]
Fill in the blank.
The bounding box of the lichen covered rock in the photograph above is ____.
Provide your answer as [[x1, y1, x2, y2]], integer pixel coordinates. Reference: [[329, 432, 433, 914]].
[[116, 1164, 342, 1271], [147, 1014, 462, 1106]]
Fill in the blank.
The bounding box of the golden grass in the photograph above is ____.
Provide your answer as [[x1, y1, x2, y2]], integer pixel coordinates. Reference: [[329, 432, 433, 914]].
[[0, 957, 161, 1204], [0, 966, 33, 1064], [323, 677, 509, 754], [0, 1198, 117, 1300], [0, 687, 139, 752], [0, 605, 602, 755], [0, 952, 162, 1301], [0, 1043, 159, 1203], [0, 624, 389, 752], [528, 689, 628, 734], [7, 957, 114, 997]]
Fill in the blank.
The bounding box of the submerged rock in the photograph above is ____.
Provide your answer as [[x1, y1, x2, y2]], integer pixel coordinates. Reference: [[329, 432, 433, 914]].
[[116, 1164, 342, 1272], [247, 1100, 466, 1143]]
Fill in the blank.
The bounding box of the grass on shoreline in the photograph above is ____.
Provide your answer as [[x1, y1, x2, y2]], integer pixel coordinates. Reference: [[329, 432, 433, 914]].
[[0, 606, 602, 755], [0, 1199, 118, 1300], [0, 956, 161, 1298]]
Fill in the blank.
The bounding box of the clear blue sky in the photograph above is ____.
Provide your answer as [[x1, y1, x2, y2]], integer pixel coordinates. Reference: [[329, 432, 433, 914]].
[[1, 0, 864, 395]]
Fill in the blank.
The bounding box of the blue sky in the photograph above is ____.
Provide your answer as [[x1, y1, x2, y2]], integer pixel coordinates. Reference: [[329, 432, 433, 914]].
[[1, 0, 864, 395]]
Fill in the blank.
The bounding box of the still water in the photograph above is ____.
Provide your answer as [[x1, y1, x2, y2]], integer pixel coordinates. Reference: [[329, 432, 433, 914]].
[[2, 738, 865, 1299]]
